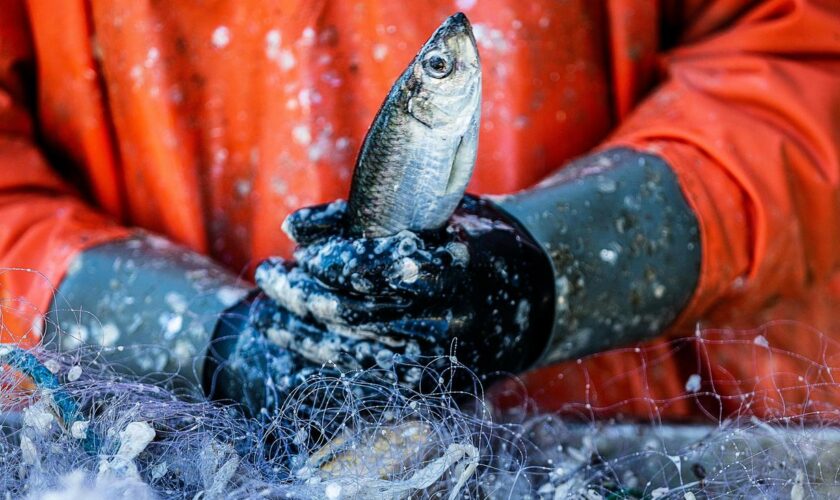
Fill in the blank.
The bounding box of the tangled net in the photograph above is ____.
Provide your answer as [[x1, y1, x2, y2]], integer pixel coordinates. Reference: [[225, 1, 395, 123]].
[[2, 270, 840, 498]]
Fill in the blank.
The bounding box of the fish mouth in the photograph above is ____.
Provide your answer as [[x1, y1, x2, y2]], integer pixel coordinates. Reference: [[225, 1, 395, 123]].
[[442, 12, 472, 35], [429, 12, 479, 68]]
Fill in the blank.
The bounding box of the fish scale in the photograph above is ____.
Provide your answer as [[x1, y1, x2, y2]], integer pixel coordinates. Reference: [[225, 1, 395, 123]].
[[346, 12, 481, 238]]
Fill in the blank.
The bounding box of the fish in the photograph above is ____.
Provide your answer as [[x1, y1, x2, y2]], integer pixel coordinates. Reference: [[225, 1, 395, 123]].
[[346, 12, 482, 238]]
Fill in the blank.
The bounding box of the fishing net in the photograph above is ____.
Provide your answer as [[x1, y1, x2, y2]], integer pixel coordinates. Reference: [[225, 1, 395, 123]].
[[2, 268, 840, 499]]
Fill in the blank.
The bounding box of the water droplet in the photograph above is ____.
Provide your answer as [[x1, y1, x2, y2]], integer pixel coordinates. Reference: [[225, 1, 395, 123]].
[[685, 373, 701, 393], [596, 176, 617, 193], [599, 248, 618, 265], [211, 26, 231, 48]]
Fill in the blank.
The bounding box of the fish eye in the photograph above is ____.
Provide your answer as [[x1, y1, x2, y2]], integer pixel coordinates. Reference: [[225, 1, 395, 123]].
[[422, 51, 453, 79]]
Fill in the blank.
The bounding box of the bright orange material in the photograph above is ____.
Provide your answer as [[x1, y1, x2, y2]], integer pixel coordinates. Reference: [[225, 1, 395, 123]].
[[1, 0, 840, 420]]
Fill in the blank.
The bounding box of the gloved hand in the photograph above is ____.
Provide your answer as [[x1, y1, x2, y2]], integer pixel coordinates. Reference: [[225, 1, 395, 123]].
[[245, 148, 703, 397], [45, 148, 700, 424], [252, 195, 557, 381], [203, 290, 320, 419]]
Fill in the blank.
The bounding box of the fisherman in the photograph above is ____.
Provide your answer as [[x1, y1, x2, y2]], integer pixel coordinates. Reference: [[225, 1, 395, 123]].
[[1, 1, 839, 421]]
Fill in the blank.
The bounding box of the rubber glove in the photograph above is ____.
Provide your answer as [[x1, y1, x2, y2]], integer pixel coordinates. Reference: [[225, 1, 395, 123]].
[[256, 147, 701, 375]]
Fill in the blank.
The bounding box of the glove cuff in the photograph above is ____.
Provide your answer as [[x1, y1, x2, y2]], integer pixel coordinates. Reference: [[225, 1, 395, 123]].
[[44, 232, 249, 392], [495, 147, 701, 363], [460, 194, 557, 372]]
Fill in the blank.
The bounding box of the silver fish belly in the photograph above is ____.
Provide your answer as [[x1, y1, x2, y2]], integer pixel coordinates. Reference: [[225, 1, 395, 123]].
[[346, 12, 482, 238]]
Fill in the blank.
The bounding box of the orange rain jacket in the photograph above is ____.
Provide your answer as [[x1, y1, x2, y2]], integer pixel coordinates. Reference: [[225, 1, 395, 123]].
[[1, 0, 840, 420]]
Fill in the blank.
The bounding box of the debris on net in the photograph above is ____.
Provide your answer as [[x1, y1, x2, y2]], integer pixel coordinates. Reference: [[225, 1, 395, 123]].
[[4, 340, 840, 499], [2, 274, 840, 498], [0, 340, 499, 499]]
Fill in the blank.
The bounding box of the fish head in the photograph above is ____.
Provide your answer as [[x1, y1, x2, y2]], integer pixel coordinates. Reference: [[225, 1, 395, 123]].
[[404, 12, 481, 133]]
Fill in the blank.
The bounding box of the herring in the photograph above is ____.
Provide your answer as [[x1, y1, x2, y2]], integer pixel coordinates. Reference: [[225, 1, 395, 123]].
[[346, 12, 481, 237]]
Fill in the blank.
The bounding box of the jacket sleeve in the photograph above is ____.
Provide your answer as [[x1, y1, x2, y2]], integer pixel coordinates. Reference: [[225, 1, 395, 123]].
[[606, 0, 840, 330], [490, 0, 840, 420], [0, 1, 128, 347]]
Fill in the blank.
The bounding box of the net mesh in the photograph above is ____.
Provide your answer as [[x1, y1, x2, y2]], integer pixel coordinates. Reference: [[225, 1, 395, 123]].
[[2, 269, 840, 499]]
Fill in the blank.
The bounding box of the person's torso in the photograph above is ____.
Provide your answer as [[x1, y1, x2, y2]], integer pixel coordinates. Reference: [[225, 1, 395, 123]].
[[28, 0, 666, 272]]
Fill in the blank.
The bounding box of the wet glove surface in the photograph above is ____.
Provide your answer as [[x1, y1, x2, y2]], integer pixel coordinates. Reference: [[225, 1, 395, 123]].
[[255, 195, 556, 381], [208, 149, 699, 423], [205, 290, 443, 465]]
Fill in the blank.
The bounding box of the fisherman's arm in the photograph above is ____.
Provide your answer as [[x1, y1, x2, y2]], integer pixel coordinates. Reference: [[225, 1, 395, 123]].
[[493, 0, 840, 414], [465, 0, 840, 362], [494, 149, 699, 362], [274, 0, 840, 376], [593, 0, 840, 339], [0, 2, 260, 397], [0, 1, 129, 347]]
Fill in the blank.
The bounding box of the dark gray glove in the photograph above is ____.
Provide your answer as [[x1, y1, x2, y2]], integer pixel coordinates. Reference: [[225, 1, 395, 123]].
[[257, 195, 557, 378], [251, 147, 702, 378], [46, 147, 701, 424]]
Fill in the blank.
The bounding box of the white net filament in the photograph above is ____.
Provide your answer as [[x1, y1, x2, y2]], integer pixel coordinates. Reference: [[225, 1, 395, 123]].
[[1, 270, 840, 498]]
